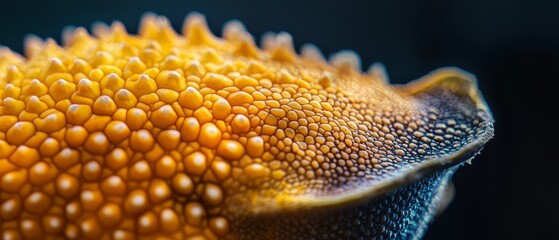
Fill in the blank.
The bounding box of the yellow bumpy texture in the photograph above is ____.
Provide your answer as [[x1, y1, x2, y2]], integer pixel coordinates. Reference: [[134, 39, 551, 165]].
[[0, 13, 492, 239]]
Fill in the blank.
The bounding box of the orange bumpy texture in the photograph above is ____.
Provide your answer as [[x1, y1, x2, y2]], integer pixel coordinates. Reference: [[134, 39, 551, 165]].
[[0, 13, 493, 239]]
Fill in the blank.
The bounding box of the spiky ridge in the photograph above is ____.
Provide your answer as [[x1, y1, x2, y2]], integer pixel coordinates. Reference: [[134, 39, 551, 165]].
[[0, 13, 493, 239]]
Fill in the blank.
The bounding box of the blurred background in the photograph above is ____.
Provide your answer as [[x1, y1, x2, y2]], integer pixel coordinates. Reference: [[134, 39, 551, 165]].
[[0, 0, 557, 239]]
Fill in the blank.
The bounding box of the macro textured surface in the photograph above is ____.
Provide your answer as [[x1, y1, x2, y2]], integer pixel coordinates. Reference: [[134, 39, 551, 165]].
[[231, 167, 458, 240], [0, 13, 493, 239]]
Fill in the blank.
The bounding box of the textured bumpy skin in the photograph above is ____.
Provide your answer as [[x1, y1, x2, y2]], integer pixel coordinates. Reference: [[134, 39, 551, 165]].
[[0, 13, 493, 239], [231, 167, 458, 240]]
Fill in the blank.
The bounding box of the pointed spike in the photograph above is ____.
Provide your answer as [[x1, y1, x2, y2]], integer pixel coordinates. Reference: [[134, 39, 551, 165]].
[[23, 34, 44, 58], [0, 48, 24, 68], [183, 12, 217, 46], [223, 20, 247, 42], [2, 83, 21, 99], [222, 20, 257, 57], [62, 25, 77, 46], [157, 16, 180, 43], [91, 51, 115, 67], [318, 71, 335, 88], [367, 62, 389, 83], [234, 33, 260, 58], [145, 40, 163, 51], [35, 38, 64, 59], [2, 97, 25, 115], [25, 95, 48, 114], [160, 55, 183, 70], [263, 32, 297, 62], [301, 43, 326, 63], [76, 78, 100, 99], [23, 79, 48, 96], [139, 13, 178, 43], [329, 50, 361, 72], [48, 79, 76, 102], [40, 57, 67, 79], [275, 32, 295, 49], [91, 21, 110, 38], [100, 73, 125, 96], [70, 59, 92, 75], [110, 21, 128, 37], [6, 65, 24, 82], [123, 57, 147, 77], [261, 31, 276, 50], [63, 27, 92, 47], [139, 12, 159, 37]]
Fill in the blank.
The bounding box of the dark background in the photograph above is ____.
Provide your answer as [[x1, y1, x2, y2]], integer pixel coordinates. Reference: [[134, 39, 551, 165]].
[[1, 1, 557, 239]]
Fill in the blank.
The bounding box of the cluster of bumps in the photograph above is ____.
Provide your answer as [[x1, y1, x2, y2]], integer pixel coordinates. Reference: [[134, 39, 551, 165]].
[[0, 12, 486, 240]]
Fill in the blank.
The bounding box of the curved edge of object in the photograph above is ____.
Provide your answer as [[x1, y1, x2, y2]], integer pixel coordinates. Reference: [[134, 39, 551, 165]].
[[271, 67, 495, 212], [395, 66, 492, 117]]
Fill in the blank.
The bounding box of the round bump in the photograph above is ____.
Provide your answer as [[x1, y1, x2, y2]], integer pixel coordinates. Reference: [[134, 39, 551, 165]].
[[155, 155, 177, 178], [231, 114, 251, 134], [209, 216, 230, 237], [212, 98, 231, 119], [39, 137, 60, 157], [42, 215, 65, 234], [1, 170, 27, 193], [56, 173, 80, 198], [93, 95, 117, 115], [20, 218, 43, 238], [80, 190, 104, 211], [9, 145, 40, 167], [130, 129, 155, 152], [156, 70, 186, 91], [178, 87, 203, 110], [211, 159, 231, 180], [97, 203, 122, 228], [114, 89, 138, 109], [84, 132, 110, 155], [151, 105, 177, 128], [199, 122, 222, 148], [227, 91, 254, 105], [184, 151, 207, 176], [80, 217, 102, 240], [126, 108, 148, 130], [104, 120, 131, 143], [244, 163, 270, 179], [65, 224, 80, 239], [83, 160, 102, 181], [106, 147, 128, 170], [29, 161, 57, 185], [53, 148, 79, 169], [217, 139, 245, 160], [202, 183, 224, 206], [148, 178, 171, 203], [246, 136, 264, 157], [65, 126, 89, 148], [157, 129, 180, 150], [124, 189, 149, 214], [6, 121, 35, 145], [184, 202, 206, 226], [24, 191, 52, 214], [130, 160, 152, 181], [172, 173, 194, 195], [137, 211, 158, 234], [202, 73, 233, 90], [156, 89, 180, 103], [101, 175, 126, 196], [65, 201, 83, 221], [180, 117, 200, 141], [160, 208, 180, 232], [1, 197, 22, 220]]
